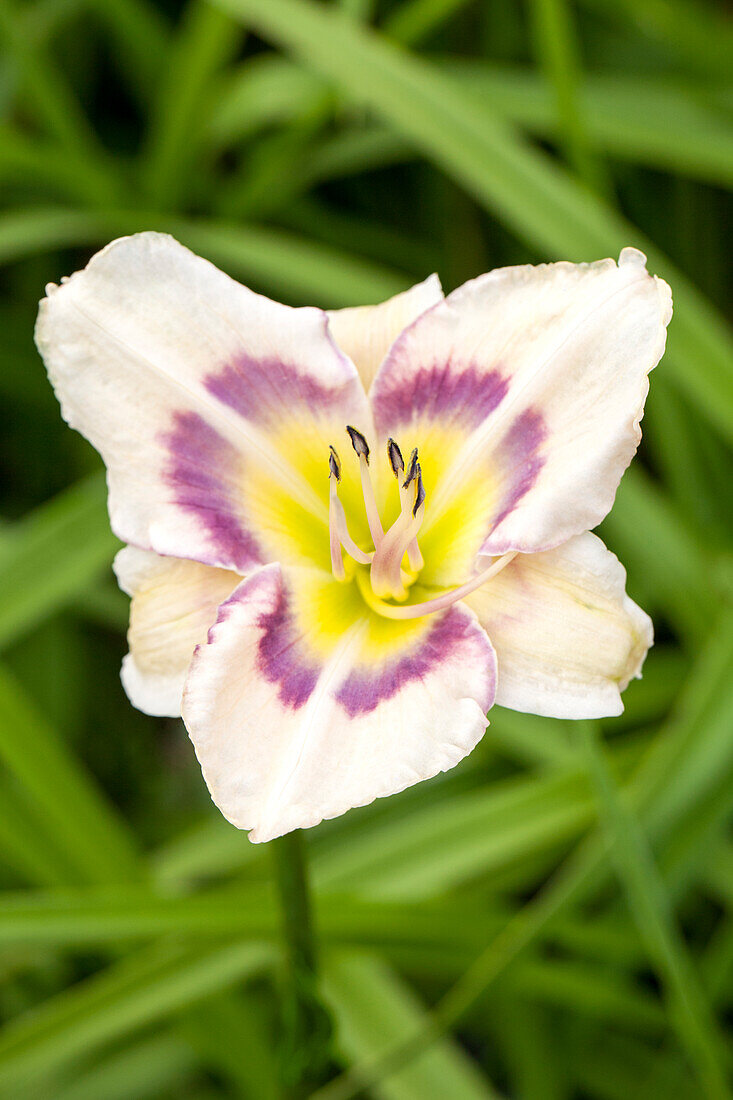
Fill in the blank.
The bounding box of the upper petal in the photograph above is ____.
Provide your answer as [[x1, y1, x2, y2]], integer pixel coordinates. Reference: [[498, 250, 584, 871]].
[[463, 533, 653, 719], [36, 233, 372, 573], [114, 546, 240, 717], [327, 275, 443, 392], [182, 563, 496, 842], [371, 249, 672, 560]]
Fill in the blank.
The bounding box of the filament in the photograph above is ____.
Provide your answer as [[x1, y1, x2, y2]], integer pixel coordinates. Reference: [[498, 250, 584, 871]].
[[329, 446, 372, 580], [370, 462, 425, 600], [358, 456, 383, 546]]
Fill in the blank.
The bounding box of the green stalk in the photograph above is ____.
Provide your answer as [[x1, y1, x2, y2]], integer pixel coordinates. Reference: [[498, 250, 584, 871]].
[[528, 0, 605, 192], [271, 831, 332, 1097], [574, 721, 731, 1099], [273, 831, 316, 984]]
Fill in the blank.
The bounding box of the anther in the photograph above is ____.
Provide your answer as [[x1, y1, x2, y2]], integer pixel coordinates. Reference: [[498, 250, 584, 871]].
[[328, 445, 341, 481], [402, 448, 419, 489], [400, 454, 424, 568], [387, 438, 404, 477], [346, 425, 370, 463], [412, 466, 425, 517]]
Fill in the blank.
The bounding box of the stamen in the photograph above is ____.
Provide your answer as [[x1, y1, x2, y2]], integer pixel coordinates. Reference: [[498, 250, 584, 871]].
[[406, 537, 424, 573], [412, 466, 425, 517], [347, 425, 383, 546], [399, 452, 424, 571], [328, 445, 372, 578], [333, 496, 373, 565], [369, 466, 426, 601], [328, 449, 345, 581], [402, 448, 419, 489], [327, 433, 428, 591], [358, 552, 518, 619], [369, 515, 412, 599]]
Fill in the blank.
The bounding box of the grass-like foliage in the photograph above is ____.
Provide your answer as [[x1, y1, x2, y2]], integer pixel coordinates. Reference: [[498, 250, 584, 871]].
[[0, 0, 732, 1095]]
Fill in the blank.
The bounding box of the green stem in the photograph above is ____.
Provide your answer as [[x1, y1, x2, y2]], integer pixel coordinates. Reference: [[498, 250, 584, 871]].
[[528, 0, 606, 193], [271, 831, 331, 1096], [575, 721, 731, 1100], [273, 830, 316, 980]]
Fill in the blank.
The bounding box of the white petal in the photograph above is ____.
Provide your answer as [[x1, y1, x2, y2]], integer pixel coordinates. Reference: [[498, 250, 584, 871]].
[[181, 563, 496, 841], [372, 248, 672, 556], [114, 546, 240, 717], [464, 533, 653, 719], [36, 233, 371, 572], [328, 275, 443, 392]]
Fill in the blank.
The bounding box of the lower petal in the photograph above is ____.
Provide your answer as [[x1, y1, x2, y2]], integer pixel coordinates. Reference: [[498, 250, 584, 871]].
[[463, 533, 653, 720], [181, 564, 496, 842], [114, 547, 240, 717]]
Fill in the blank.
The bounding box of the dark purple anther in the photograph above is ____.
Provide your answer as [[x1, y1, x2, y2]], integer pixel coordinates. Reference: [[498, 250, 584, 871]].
[[387, 438, 404, 477], [329, 445, 341, 481], [402, 448, 419, 489], [346, 425, 370, 462], [413, 466, 426, 516]]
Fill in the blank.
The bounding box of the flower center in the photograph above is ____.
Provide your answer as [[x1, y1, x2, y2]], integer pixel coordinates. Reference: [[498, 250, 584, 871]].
[[328, 428, 516, 620]]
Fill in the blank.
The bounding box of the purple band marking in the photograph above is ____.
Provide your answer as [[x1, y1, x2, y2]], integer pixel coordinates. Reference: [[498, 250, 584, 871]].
[[491, 408, 547, 530], [373, 361, 508, 434], [335, 607, 483, 718], [205, 354, 342, 425], [256, 580, 320, 710], [162, 411, 262, 572]]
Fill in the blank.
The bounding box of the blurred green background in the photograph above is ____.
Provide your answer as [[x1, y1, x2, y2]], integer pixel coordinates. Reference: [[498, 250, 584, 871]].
[[1, 0, 732, 1096]]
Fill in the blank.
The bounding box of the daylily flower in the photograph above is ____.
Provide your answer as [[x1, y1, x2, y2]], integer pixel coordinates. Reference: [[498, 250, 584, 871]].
[[36, 234, 672, 842]]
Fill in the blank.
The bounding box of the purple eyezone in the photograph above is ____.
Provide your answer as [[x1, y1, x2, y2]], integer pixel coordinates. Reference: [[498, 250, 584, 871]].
[[490, 408, 547, 530], [162, 411, 262, 572], [256, 582, 320, 711], [373, 361, 508, 433], [204, 353, 344, 425], [252, 578, 487, 718], [335, 607, 478, 718]]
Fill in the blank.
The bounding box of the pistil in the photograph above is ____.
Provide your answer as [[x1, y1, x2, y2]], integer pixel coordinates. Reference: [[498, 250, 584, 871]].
[[358, 552, 518, 620]]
